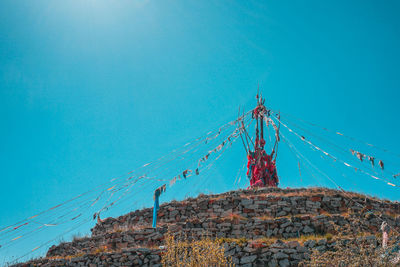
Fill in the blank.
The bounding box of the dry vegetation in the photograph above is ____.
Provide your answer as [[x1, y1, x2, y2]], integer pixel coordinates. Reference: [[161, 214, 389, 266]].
[[300, 235, 400, 267], [222, 213, 248, 223], [304, 243, 389, 266], [161, 233, 233, 267]]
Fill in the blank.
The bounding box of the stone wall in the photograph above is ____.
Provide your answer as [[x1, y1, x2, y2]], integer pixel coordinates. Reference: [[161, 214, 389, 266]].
[[13, 236, 382, 267], [12, 240, 317, 267], [92, 187, 400, 236], [14, 247, 163, 267], [48, 212, 392, 258], [11, 187, 400, 267]]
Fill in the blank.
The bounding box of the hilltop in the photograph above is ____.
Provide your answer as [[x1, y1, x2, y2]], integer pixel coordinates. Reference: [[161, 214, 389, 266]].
[[12, 187, 400, 266]]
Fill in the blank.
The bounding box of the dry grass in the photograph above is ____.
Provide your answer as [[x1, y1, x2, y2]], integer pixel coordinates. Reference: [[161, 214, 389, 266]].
[[254, 233, 335, 246], [300, 235, 400, 267], [71, 233, 88, 242], [215, 233, 338, 248], [255, 213, 331, 220], [251, 187, 380, 201], [384, 210, 399, 219], [222, 213, 248, 223], [161, 233, 233, 267], [216, 237, 248, 246], [47, 252, 85, 261], [92, 245, 113, 255]]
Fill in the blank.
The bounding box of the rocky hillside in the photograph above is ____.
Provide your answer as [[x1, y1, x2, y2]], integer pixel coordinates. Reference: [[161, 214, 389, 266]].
[[12, 187, 400, 267]]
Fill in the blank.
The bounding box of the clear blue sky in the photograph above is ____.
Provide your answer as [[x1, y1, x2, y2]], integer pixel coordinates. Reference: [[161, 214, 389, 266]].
[[1, 0, 400, 263]]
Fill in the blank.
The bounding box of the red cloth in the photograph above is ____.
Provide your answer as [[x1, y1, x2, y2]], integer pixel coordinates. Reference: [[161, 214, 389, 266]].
[[247, 147, 279, 188], [253, 107, 260, 118], [247, 154, 255, 177]]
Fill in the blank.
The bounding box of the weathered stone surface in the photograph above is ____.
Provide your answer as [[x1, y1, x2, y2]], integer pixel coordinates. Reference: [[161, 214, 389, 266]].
[[273, 252, 289, 260], [302, 225, 314, 234], [11, 187, 400, 267], [240, 255, 257, 264], [279, 258, 290, 267]]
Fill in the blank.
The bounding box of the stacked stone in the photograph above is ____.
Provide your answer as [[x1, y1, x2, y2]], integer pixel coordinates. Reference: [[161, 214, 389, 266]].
[[46, 211, 398, 260], [92, 188, 400, 236], [13, 235, 384, 267], [11, 187, 400, 267], [14, 248, 162, 267]]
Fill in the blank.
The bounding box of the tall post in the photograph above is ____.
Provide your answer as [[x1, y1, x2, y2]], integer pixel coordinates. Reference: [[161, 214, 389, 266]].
[[246, 92, 279, 188], [260, 115, 264, 146], [152, 190, 160, 228], [152, 185, 166, 228]]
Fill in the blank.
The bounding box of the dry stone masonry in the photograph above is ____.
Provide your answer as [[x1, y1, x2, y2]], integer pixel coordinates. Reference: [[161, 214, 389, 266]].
[[12, 187, 400, 267]]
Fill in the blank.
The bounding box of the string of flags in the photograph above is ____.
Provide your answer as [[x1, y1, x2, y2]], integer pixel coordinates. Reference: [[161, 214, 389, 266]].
[[280, 130, 342, 190], [281, 126, 400, 249], [350, 149, 385, 170], [4, 102, 399, 264], [168, 126, 242, 188], [271, 108, 400, 160], [168, 115, 250, 188], [154, 184, 167, 196], [0, 110, 253, 264], [1, 113, 249, 244], [272, 115, 400, 188], [271, 109, 400, 180], [0, 157, 183, 248], [152, 119, 246, 228], [266, 117, 280, 142]]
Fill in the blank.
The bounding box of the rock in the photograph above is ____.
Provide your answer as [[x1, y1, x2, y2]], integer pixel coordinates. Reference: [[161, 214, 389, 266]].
[[303, 226, 314, 234], [240, 255, 257, 264], [225, 248, 236, 257], [12, 187, 400, 267], [323, 196, 331, 202], [266, 229, 273, 237], [273, 252, 289, 260], [331, 200, 341, 207], [279, 259, 290, 267], [276, 211, 287, 217], [304, 240, 316, 248], [271, 240, 285, 248], [268, 259, 279, 267], [283, 248, 297, 254], [232, 256, 240, 264], [136, 248, 151, 254], [242, 199, 253, 205], [290, 253, 302, 260], [287, 241, 300, 248], [296, 246, 307, 253]]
